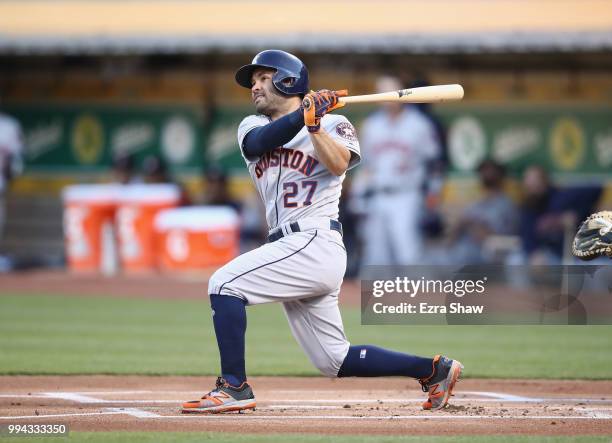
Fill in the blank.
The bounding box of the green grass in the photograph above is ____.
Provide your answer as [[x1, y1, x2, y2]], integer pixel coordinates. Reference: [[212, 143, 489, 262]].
[[3, 433, 612, 443], [1, 294, 612, 378]]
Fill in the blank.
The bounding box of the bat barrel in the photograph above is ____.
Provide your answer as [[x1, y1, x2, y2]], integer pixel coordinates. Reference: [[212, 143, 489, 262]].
[[339, 84, 464, 104], [397, 84, 464, 103]]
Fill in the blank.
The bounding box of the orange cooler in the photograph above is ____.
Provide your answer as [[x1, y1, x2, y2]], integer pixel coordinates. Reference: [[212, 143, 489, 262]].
[[155, 206, 240, 272], [62, 184, 121, 273], [116, 184, 181, 273]]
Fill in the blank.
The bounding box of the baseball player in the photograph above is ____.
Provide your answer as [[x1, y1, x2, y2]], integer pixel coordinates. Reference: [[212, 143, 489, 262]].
[[0, 101, 23, 272], [182, 50, 463, 414], [358, 76, 442, 267]]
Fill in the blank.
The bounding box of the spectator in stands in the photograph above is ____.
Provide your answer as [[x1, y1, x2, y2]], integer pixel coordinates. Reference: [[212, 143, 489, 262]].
[[142, 154, 170, 184], [142, 154, 192, 206], [0, 98, 24, 272], [111, 152, 140, 185], [519, 165, 602, 264], [441, 159, 518, 264], [201, 166, 240, 212]]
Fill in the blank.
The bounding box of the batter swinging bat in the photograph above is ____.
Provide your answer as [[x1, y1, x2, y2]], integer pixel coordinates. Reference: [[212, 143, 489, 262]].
[[339, 84, 464, 105]]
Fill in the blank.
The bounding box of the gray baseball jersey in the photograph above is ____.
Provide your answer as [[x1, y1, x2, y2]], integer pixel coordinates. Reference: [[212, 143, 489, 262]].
[[208, 112, 360, 377], [237, 113, 360, 229]]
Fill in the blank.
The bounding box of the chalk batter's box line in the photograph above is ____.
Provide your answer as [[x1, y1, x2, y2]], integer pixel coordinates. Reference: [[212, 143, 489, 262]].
[[1, 412, 612, 421], [0, 390, 557, 400], [1, 388, 612, 421], [3, 398, 612, 405], [0, 391, 612, 404]]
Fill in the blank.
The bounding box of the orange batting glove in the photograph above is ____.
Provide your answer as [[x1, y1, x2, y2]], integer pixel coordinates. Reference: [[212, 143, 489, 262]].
[[302, 89, 348, 133]]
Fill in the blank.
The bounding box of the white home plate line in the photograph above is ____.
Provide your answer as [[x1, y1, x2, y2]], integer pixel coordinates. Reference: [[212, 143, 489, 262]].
[[0, 412, 609, 421], [42, 393, 107, 403], [1, 392, 611, 405], [0, 411, 125, 420], [40, 392, 161, 418], [260, 405, 346, 410], [72, 391, 160, 395], [157, 414, 612, 421], [243, 398, 612, 404], [258, 398, 447, 404], [262, 404, 603, 411], [538, 398, 612, 404], [1, 409, 611, 421], [75, 391, 206, 395], [579, 408, 612, 419], [106, 400, 180, 404], [104, 408, 162, 418], [38, 391, 612, 404], [462, 391, 541, 402], [0, 396, 551, 404]]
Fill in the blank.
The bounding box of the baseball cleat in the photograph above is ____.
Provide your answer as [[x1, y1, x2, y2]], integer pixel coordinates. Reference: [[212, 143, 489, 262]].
[[419, 355, 463, 411], [181, 377, 256, 414]]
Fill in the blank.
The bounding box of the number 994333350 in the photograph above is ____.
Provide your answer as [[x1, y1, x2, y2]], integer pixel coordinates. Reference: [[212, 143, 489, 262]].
[[1, 423, 69, 436]]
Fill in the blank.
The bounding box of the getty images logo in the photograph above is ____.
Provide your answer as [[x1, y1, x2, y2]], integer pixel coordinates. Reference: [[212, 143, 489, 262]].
[[372, 276, 488, 298]]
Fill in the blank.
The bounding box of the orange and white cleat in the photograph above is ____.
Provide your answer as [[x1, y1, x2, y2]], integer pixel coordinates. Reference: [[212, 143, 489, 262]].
[[419, 355, 463, 411], [181, 377, 256, 414]]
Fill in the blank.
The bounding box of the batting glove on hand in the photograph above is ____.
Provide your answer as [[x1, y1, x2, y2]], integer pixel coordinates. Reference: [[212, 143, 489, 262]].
[[302, 89, 348, 133]]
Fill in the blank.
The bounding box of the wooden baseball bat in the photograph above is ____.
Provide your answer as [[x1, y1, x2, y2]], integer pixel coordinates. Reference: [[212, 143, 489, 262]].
[[338, 84, 464, 104]]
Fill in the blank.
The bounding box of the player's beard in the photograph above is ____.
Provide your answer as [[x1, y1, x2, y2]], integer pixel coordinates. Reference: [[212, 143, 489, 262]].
[[254, 98, 272, 116], [254, 88, 288, 117]]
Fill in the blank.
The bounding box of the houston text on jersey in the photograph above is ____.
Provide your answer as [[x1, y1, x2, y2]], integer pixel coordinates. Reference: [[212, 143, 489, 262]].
[[254, 147, 319, 178]]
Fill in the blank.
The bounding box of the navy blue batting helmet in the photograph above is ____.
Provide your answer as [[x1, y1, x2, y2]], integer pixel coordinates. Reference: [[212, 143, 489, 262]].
[[235, 50, 309, 96]]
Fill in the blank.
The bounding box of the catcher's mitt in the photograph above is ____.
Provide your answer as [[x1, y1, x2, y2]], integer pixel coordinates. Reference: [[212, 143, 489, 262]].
[[572, 211, 612, 260]]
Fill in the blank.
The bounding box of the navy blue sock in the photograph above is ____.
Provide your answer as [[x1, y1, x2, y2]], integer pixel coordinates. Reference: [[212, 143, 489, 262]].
[[337, 345, 434, 379], [209, 294, 247, 387]]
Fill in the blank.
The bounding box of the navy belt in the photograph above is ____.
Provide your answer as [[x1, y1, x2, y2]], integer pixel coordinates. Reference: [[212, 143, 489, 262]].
[[268, 220, 343, 243]]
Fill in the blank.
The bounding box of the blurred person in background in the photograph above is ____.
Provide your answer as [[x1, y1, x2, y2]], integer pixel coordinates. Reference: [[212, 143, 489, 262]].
[[142, 154, 170, 184], [201, 165, 266, 250], [439, 159, 518, 265], [201, 166, 240, 211], [358, 75, 441, 268], [411, 78, 448, 240], [519, 165, 602, 264], [142, 154, 192, 206], [0, 96, 24, 272], [338, 176, 361, 278], [111, 152, 140, 185]]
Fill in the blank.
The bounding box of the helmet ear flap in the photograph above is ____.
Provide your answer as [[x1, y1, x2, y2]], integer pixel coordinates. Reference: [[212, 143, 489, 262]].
[[272, 69, 296, 95]]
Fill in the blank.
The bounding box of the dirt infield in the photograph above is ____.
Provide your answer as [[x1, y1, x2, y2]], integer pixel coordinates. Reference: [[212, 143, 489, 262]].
[[1, 376, 611, 436]]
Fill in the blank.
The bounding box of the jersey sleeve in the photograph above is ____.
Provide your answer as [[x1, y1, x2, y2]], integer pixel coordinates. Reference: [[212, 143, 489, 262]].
[[237, 115, 267, 163], [324, 114, 361, 170]]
